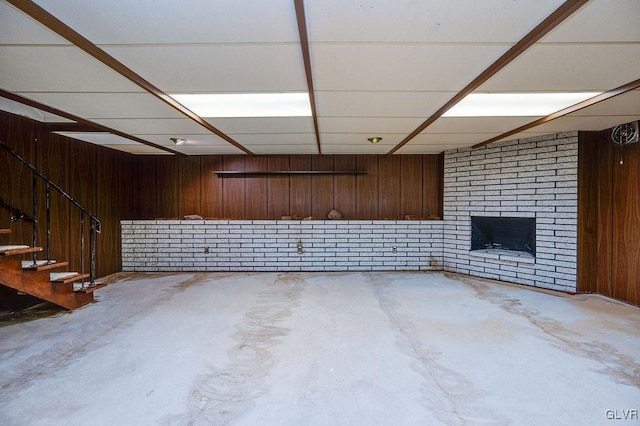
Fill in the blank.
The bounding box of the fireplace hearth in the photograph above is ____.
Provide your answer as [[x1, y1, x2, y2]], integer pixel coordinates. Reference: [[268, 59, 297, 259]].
[[471, 216, 536, 257]]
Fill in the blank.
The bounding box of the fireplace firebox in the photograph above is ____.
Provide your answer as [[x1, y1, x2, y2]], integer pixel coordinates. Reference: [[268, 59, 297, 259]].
[[471, 216, 536, 256]]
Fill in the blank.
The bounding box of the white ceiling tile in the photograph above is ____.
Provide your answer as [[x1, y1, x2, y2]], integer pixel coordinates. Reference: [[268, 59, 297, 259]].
[[479, 44, 640, 92], [312, 44, 509, 91], [101, 145, 172, 155], [42, 113, 73, 123], [93, 118, 208, 135], [55, 132, 136, 146], [543, 0, 640, 43], [134, 134, 234, 148], [104, 45, 307, 93], [321, 144, 392, 155], [568, 90, 640, 117], [54, 133, 172, 154], [522, 116, 640, 135], [494, 132, 552, 142], [0, 100, 44, 121], [306, 0, 565, 43], [18, 93, 184, 120], [246, 144, 319, 155], [425, 117, 540, 134], [0, 98, 72, 123], [0, 46, 140, 92], [172, 145, 246, 155], [395, 144, 464, 154], [316, 91, 454, 118], [0, 2, 70, 45], [319, 133, 404, 149], [33, 0, 299, 44], [410, 133, 503, 146], [231, 134, 317, 146], [207, 117, 315, 135], [319, 117, 425, 134]]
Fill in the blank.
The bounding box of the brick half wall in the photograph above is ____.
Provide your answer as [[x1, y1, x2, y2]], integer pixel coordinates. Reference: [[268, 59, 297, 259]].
[[121, 220, 444, 272]]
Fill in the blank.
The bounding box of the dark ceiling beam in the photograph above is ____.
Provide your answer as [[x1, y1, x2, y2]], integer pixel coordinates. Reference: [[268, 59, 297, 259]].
[[0, 88, 185, 155], [6, 0, 254, 156], [294, 0, 322, 155], [473, 78, 640, 149], [386, 0, 590, 155]]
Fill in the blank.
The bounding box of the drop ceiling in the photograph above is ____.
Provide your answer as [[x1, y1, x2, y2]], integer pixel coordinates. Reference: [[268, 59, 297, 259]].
[[0, 0, 638, 156]]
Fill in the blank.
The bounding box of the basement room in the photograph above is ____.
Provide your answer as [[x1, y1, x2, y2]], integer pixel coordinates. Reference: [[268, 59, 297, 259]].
[[1, 1, 639, 425]]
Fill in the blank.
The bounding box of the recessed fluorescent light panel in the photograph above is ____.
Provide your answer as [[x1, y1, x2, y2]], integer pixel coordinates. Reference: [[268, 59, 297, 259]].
[[443, 92, 600, 117], [171, 93, 312, 118]]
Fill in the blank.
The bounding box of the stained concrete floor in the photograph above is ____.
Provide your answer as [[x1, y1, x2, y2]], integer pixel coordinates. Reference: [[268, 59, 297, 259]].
[[0, 272, 639, 426]]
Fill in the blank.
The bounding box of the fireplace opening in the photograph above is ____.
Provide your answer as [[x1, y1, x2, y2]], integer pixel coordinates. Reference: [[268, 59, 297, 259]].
[[471, 216, 536, 257]]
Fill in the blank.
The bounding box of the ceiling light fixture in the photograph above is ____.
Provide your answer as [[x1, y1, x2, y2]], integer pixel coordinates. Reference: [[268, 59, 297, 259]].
[[443, 92, 601, 117], [170, 93, 312, 118], [170, 137, 187, 145], [368, 137, 383, 144]]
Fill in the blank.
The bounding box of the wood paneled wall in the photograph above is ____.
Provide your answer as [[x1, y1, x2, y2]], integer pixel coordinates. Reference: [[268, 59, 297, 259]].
[[612, 138, 640, 306], [0, 111, 136, 278], [133, 154, 443, 220], [577, 131, 604, 295], [578, 129, 640, 306]]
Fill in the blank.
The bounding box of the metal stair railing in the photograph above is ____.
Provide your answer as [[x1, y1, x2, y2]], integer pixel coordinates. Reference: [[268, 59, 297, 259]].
[[0, 140, 102, 286], [0, 197, 37, 224]]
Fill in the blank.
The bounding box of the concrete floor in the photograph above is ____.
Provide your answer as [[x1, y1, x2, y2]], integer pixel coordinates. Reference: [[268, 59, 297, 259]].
[[0, 272, 639, 426]]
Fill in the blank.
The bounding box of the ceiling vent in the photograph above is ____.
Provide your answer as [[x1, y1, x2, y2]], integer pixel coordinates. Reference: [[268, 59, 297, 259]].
[[611, 121, 639, 145]]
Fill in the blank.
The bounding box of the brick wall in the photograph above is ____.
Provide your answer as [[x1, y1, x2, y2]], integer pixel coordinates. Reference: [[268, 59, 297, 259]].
[[121, 220, 444, 272], [443, 133, 578, 292]]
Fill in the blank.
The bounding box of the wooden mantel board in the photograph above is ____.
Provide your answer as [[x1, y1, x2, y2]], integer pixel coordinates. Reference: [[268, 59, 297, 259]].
[[214, 171, 367, 176]]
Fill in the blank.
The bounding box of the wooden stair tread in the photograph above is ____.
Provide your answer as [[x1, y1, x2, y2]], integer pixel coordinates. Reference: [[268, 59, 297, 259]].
[[1, 245, 29, 251], [22, 260, 69, 271], [50, 272, 90, 284], [74, 283, 107, 293], [50, 271, 79, 281], [0, 245, 42, 256], [22, 259, 55, 267], [0, 228, 11, 234]]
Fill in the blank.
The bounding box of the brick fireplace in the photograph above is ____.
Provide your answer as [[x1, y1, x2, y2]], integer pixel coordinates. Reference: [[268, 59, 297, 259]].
[[443, 132, 578, 292], [470, 216, 536, 256]]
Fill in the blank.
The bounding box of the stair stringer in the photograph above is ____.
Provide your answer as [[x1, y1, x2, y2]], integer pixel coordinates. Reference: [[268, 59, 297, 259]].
[[0, 256, 94, 310]]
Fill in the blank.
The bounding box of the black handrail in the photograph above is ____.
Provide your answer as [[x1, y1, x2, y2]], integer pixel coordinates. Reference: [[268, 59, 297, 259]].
[[0, 141, 102, 233], [0, 197, 37, 223], [0, 140, 101, 285]]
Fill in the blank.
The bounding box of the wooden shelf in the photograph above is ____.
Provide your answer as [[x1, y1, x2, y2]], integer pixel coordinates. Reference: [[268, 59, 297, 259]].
[[214, 171, 367, 176]]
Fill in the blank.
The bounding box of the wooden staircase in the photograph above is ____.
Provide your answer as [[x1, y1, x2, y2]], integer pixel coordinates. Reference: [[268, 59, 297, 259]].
[[0, 228, 105, 310]]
